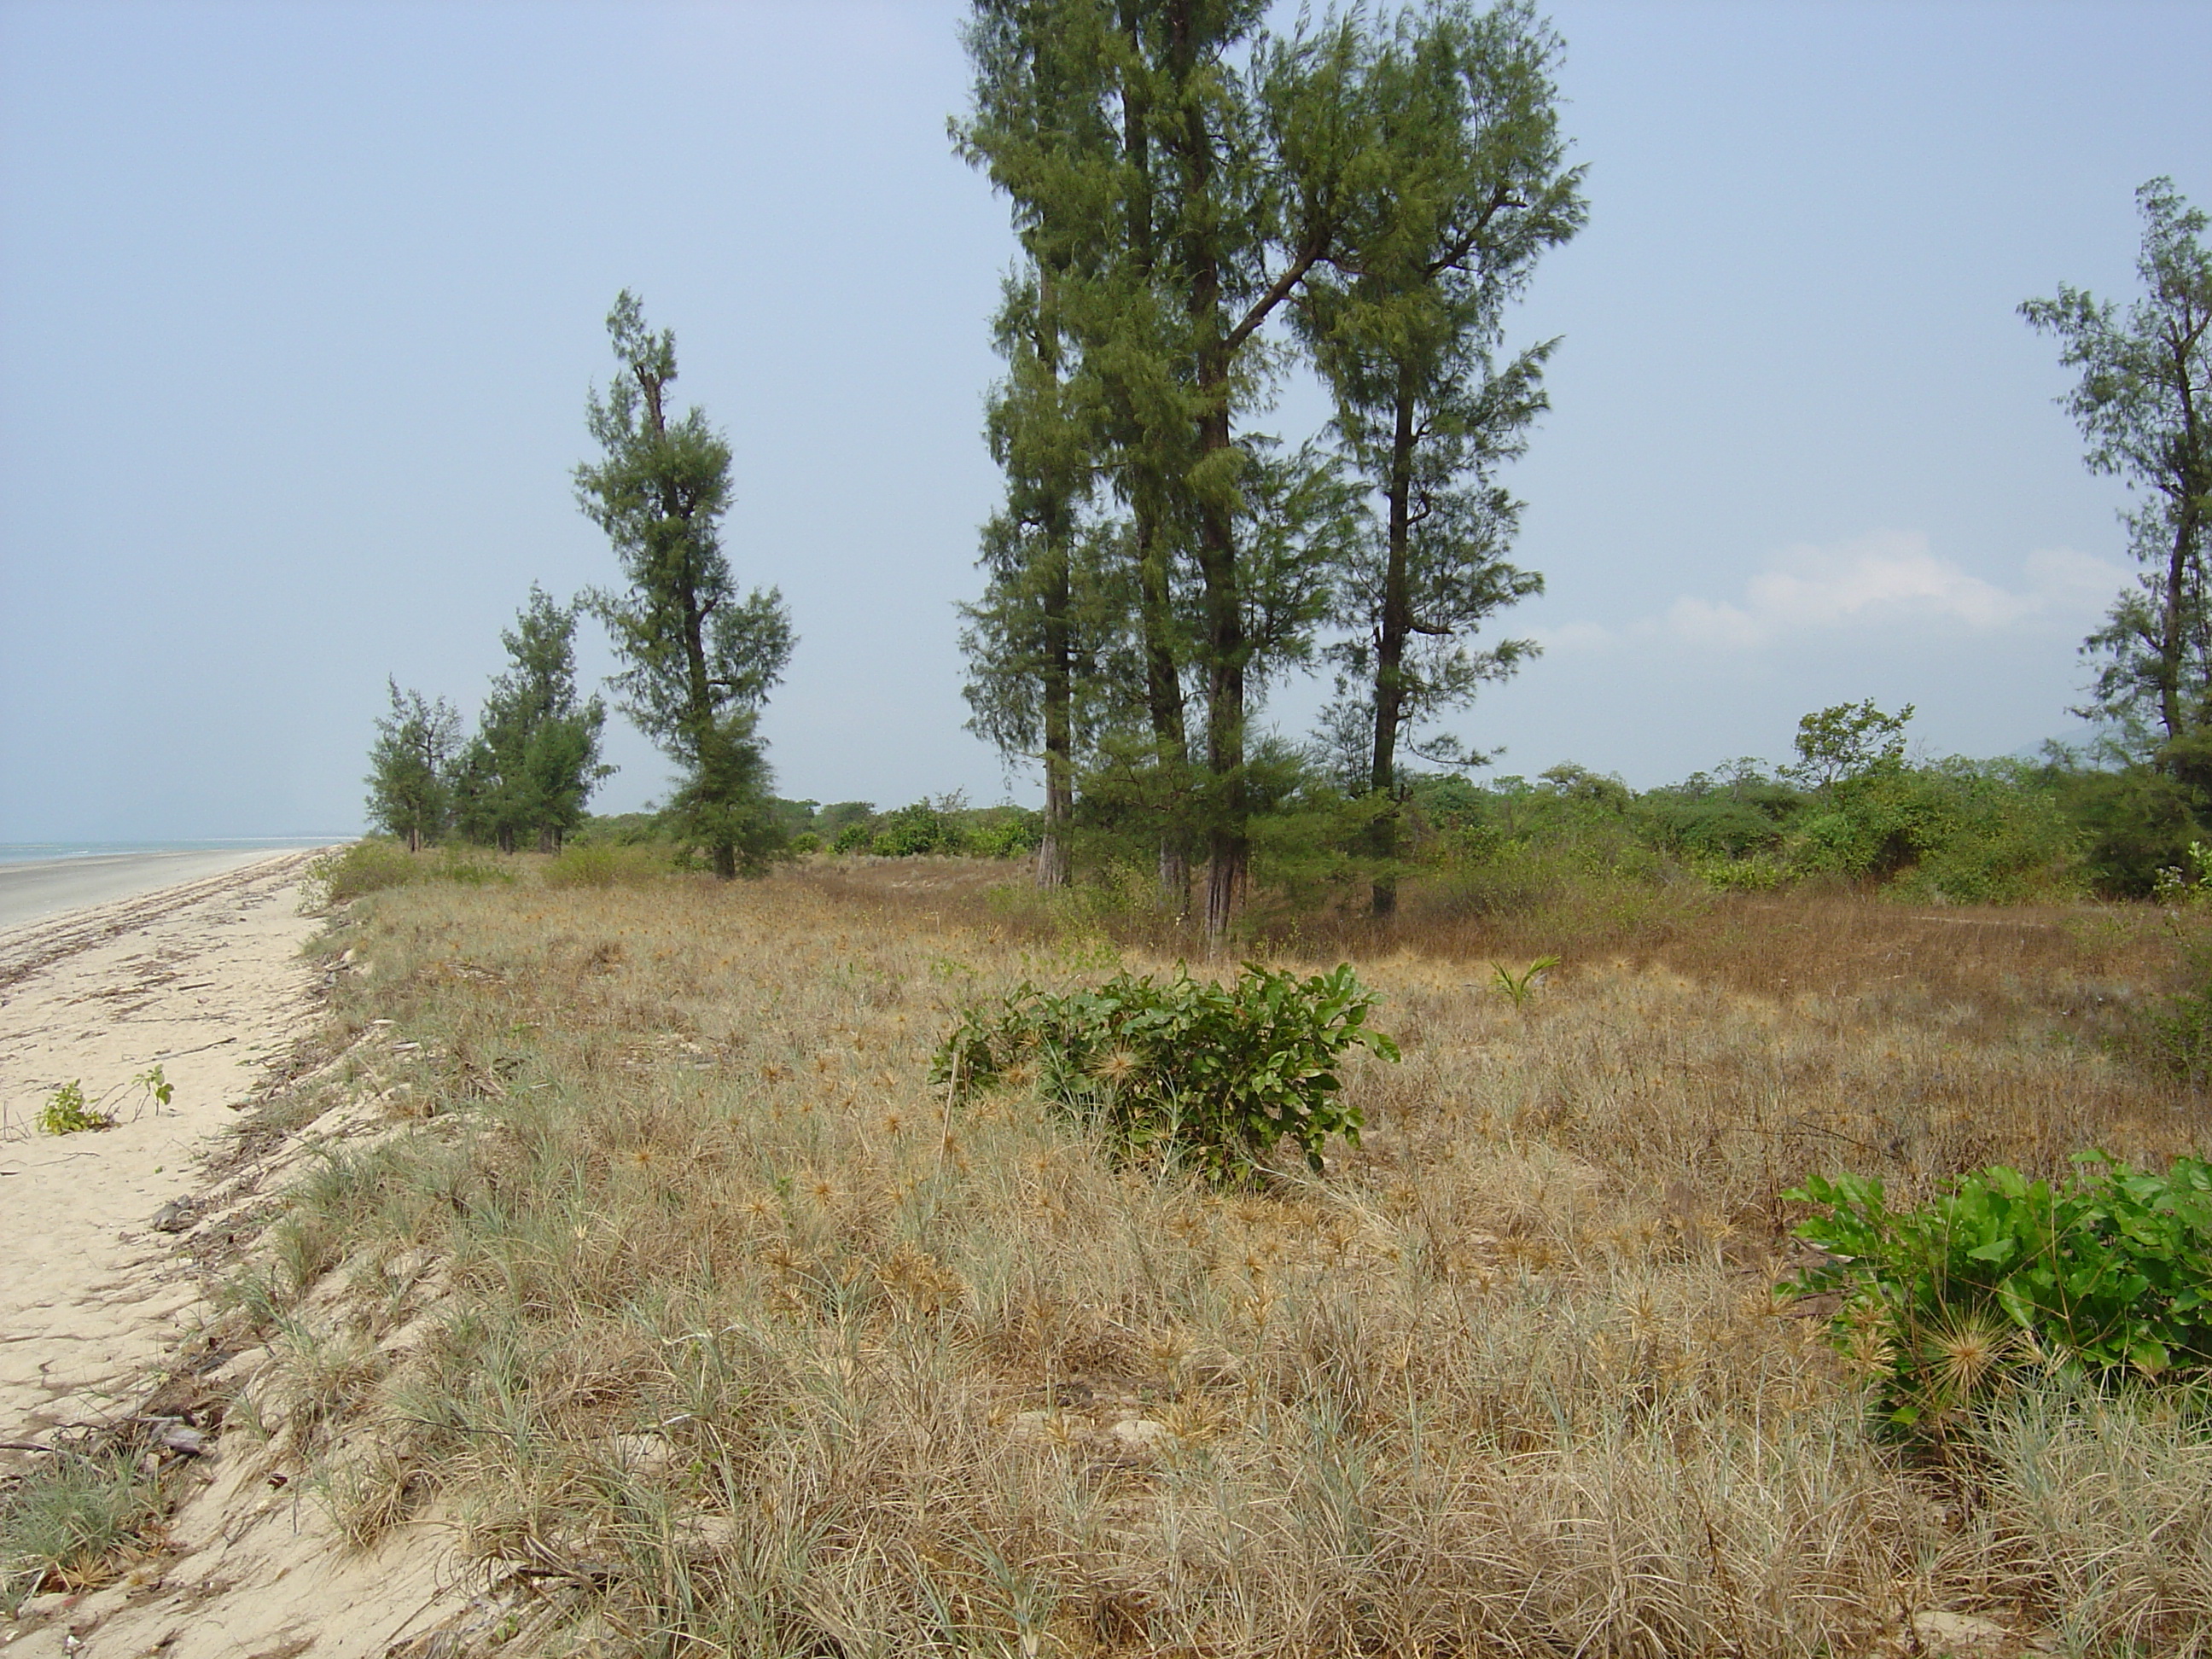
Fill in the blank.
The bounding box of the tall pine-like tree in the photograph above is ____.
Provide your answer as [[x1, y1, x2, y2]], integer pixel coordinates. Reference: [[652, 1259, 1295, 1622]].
[[365, 679, 460, 852], [958, 0, 1374, 940], [2024, 179, 2212, 762], [1299, 0, 1583, 916], [576, 293, 793, 878]]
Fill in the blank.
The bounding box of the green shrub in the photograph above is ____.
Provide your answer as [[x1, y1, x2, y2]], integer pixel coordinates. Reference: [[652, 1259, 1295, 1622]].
[[432, 846, 514, 886], [933, 963, 1399, 1183], [871, 800, 949, 857], [2139, 915, 2212, 1083], [543, 841, 671, 889], [1691, 853, 1786, 894], [963, 808, 1044, 859], [1785, 1155, 2212, 1429], [306, 839, 422, 906]]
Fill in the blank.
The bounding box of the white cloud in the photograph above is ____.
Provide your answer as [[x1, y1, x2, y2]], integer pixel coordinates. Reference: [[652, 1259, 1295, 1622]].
[[1551, 531, 2127, 655], [1528, 619, 1619, 655]]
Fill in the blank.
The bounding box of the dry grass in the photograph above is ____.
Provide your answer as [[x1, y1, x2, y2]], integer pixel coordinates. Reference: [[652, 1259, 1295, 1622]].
[[247, 858, 2212, 1656]]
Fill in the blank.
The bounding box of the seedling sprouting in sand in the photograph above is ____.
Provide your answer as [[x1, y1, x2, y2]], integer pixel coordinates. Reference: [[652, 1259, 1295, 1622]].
[[37, 1081, 112, 1135], [34, 1067, 174, 1135], [1490, 956, 1560, 1011]]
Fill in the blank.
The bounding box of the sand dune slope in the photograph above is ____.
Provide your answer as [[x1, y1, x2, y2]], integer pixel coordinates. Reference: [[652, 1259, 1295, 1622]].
[[1, 856, 489, 1657]]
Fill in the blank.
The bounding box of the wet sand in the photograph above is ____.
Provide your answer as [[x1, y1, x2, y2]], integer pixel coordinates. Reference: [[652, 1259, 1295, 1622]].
[[0, 850, 333, 931]]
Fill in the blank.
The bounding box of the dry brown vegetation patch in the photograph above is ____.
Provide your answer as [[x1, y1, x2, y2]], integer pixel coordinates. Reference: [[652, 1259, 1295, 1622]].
[[237, 861, 2212, 1656]]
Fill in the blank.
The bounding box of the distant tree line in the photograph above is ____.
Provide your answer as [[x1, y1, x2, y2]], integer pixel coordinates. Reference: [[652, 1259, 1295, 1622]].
[[368, 291, 795, 870], [366, 588, 608, 853]]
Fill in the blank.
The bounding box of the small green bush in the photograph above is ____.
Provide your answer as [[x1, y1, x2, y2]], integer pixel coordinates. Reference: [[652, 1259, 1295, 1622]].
[[1786, 1154, 2212, 1428], [934, 963, 1399, 1183], [307, 840, 421, 906], [543, 841, 670, 888], [432, 846, 513, 887]]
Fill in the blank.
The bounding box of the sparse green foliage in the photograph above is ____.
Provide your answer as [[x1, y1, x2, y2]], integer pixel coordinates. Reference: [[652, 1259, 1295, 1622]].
[[1489, 954, 1557, 1010], [813, 797, 1045, 860], [934, 962, 1399, 1181], [452, 587, 611, 853], [2024, 178, 2212, 746], [306, 840, 422, 906], [1784, 699, 1915, 794], [37, 1080, 110, 1136], [1301, 0, 1581, 917], [1786, 1155, 2212, 1429]]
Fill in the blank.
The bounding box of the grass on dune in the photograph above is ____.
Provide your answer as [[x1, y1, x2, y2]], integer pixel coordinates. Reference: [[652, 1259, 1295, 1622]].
[[241, 856, 2212, 1656]]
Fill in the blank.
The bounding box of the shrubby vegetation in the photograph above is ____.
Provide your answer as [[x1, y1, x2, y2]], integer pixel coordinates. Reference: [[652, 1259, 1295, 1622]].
[[1788, 1155, 2212, 1429], [793, 795, 1043, 860], [934, 962, 1397, 1183]]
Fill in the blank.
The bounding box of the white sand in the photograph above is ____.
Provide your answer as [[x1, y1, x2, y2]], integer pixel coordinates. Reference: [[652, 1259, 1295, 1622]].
[[1, 854, 496, 1656], [0, 852, 328, 1440]]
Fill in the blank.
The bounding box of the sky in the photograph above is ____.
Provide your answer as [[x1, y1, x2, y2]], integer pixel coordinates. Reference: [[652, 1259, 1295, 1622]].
[[1, 0, 2207, 840]]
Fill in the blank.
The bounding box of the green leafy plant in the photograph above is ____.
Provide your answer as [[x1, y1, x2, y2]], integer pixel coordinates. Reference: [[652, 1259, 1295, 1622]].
[[934, 963, 1399, 1183], [1785, 1154, 2212, 1428], [1489, 955, 1560, 1010], [133, 1064, 172, 1109], [37, 1081, 112, 1136]]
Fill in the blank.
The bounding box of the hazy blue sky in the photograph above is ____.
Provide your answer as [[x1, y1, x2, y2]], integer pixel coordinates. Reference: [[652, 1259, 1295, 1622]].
[[2, 0, 2207, 839]]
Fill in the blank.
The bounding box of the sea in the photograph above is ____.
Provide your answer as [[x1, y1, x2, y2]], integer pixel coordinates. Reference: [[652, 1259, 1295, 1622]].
[[0, 838, 348, 866]]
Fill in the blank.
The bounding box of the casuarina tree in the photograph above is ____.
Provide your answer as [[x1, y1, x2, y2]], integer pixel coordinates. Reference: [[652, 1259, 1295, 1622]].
[[365, 678, 460, 852], [1300, 0, 1583, 916], [453, 586, 611, 853], [2024, 179, 2212, 762], [575, 292, 793, 877]]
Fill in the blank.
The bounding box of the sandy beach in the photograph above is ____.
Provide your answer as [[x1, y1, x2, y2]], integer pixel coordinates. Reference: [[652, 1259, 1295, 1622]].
[[0, 851, 325, 934], [0, 851, 494, 1656], [0, 851, 328, 1451]]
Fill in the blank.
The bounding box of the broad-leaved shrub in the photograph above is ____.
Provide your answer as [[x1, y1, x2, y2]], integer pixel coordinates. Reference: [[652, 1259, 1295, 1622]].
[[1786, 1154, 2212, 1428], [934, 963, 1398, 1182]]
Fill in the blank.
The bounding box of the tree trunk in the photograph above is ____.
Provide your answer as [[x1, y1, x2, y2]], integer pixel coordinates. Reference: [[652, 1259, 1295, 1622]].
[[1035, 271, 1075, 892], [711, 841, 736, 880], [1368, 368, 1417, 919], [1037, 568, 1074, 888], [1117, 24, 1190, 916], [1135, 504, 1191, 913], [2163, 509, 2188, 742], [1166, 0, 1249, 950]]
